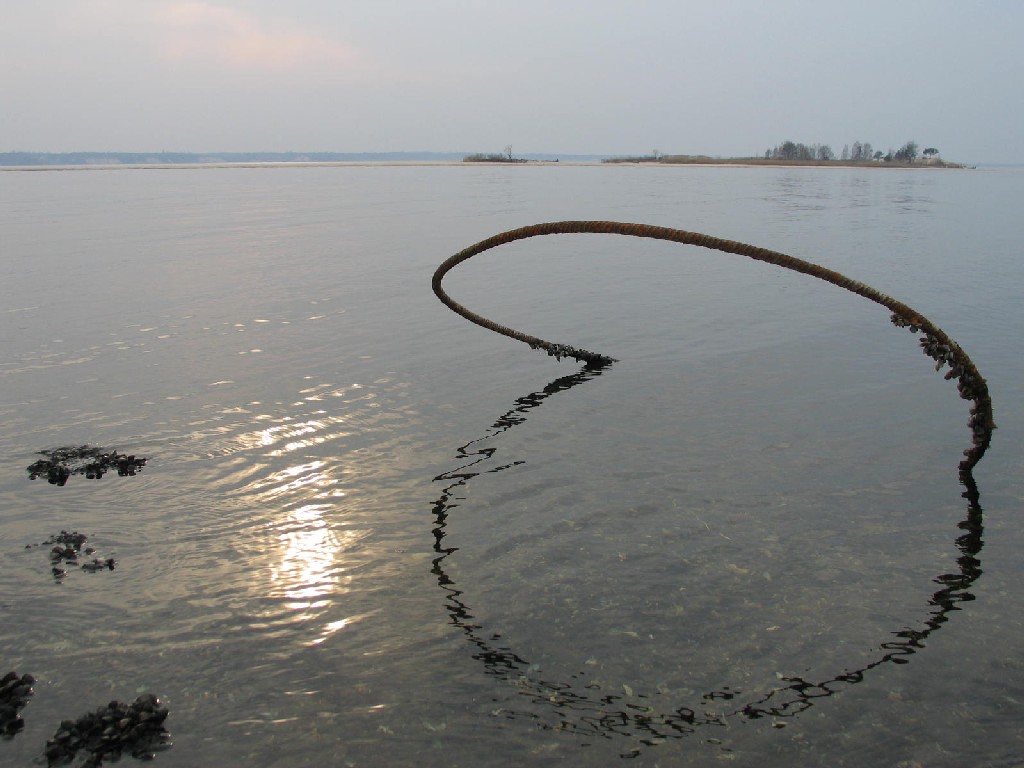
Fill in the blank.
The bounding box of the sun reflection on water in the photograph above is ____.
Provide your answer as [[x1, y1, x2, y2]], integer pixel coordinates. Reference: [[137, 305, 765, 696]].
[[186, 381, 403, 647], [251, 420, 376, 646], [234, 415, 353, 457], [255, 460, 334, 498], [271, 503, 341, 607], [267, 499, 373, 646]]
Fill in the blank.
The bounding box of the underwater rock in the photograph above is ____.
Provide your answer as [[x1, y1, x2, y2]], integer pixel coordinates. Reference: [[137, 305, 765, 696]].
[[27, 446, 147, 486], [0, 671, 35, 738], [26, 531, 116, 583], [80, 558, 117, 573], [43, 694, 171, 766]]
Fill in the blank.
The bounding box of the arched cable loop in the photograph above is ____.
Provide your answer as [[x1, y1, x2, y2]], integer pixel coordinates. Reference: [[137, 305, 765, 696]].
[[433, 221, 994, 470]]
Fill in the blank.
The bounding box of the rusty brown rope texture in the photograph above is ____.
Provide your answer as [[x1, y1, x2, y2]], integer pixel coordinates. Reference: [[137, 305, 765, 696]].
[[432, 221, 994, 470]]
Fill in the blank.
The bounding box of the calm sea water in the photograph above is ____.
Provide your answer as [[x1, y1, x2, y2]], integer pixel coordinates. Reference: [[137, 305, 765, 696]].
[[1, 164, 1022, 767]]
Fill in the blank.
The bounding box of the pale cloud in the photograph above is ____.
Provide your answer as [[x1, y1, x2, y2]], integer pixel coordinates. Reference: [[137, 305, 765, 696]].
[[155, 2, 361, 74]]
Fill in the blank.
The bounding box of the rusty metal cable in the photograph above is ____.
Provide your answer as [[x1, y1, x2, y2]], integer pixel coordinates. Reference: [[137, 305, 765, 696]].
[[432, 221, 993, 470]]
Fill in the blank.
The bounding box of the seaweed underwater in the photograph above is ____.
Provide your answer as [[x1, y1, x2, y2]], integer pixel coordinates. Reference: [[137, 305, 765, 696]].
[[429, 221, 993, 757], [3, 447, 169, 765]]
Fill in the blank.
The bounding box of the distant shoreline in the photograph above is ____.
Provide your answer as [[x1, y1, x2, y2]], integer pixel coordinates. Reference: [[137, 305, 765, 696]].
[[0, 151, 597, 169], [0, 149, 980, 171], [0, 159, 977, 172], [0, 161, 483, 172]]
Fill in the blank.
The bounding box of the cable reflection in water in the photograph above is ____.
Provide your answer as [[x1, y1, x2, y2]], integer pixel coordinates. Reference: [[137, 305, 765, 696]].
[[429, 361, 985, 758]]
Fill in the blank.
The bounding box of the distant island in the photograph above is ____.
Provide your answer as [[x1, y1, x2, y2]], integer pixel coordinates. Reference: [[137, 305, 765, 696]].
[[462, 145, 547, 164], [603, 140, 967, 168], [462, 153, 531, 164]]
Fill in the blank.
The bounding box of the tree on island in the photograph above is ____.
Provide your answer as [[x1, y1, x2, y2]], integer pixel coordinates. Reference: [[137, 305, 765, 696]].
[[849, 141, 874, 161], [607, 140, 962, 168], [893, 140, 919, 163], [762, 138, 937, 165], [766, 141, 837, 161]]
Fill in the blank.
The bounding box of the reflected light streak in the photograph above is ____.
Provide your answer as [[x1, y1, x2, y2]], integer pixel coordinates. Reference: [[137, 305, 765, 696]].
[[216, 417, 352, 455], [268, 501, 372, 646], [224, 392, 387, 646], [270, 503, 341, 608], [253, 460, 338, 499], [308, 613, 377, 647]]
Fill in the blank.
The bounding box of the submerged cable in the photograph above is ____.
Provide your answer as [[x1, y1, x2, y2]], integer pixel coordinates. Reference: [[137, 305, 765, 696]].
[[433, 221, 994, 469]]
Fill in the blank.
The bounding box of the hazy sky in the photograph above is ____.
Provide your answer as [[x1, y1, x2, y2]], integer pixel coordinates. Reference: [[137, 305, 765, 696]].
[[2, 1, 1021, 162]]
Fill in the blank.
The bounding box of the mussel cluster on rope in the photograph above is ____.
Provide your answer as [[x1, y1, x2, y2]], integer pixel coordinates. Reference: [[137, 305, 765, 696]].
[[528, 340, 615, 366], [433, 220, 994, 470], [890, 314, 994, 467]]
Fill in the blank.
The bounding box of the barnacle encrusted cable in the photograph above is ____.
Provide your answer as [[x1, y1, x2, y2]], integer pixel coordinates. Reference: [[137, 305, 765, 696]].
[[433, 221, 993, 470]]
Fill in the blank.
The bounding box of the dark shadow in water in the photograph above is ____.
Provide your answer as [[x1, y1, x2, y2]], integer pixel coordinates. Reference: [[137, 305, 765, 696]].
[[430, 363, 985, 758]]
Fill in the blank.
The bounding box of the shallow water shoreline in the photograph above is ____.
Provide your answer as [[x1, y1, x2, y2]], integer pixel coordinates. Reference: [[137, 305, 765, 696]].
[[2, 161, 1021, 767]]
